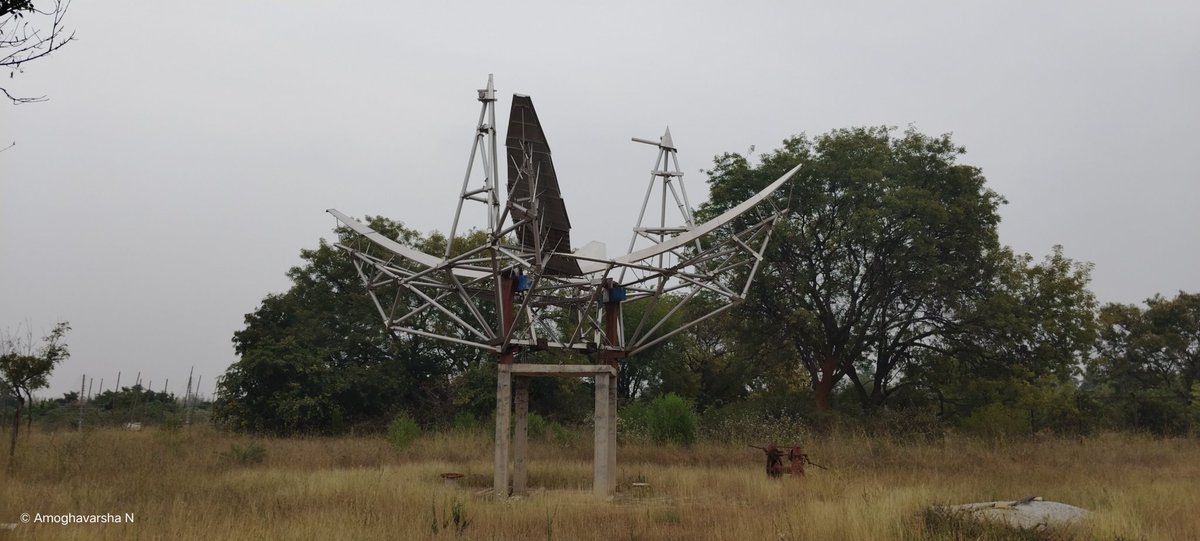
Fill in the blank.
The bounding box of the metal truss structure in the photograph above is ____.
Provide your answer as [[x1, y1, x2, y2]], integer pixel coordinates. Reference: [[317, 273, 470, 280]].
[[326, 76, 800, 497], [329, 76, 799, 364]]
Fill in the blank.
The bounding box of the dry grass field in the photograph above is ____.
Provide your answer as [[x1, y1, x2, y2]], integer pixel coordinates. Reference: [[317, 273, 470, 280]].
[[0, 426, 1196, 540]]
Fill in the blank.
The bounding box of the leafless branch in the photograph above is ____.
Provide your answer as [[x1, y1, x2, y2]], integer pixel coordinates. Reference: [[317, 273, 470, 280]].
[[1, 0, 73, 104], [1, 85, 44, 103]]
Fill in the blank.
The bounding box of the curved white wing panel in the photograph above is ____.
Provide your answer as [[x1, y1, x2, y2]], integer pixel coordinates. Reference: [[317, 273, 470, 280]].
[[330, 163, 797, 280], [615, 163, 800, 265], [327, 209, 490, 279]]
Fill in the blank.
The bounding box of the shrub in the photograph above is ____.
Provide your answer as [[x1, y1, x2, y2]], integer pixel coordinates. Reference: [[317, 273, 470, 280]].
[[618, 400, 650, 443], [1126, 392, 1189, 435], [450, 411, 477, 432], [645, 393, 698, 446], [387, 413, 421, 450], [161, 415, 183, 433], [221, 442, 266, 465], [959, 403, 1030, 440], [1190, 384, 1200, 435], [526, 411, 548, 439], [861, 407, 945, 441], [701, 407, 809, 446], [548, 421, 580, 448]]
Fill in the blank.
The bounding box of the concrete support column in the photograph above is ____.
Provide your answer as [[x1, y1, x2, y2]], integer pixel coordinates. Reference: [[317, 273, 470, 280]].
[[513, 376, 529, 495], [494, 364, 512, 497], [607, 373, 617, 494], [593, 373, 613, 498]]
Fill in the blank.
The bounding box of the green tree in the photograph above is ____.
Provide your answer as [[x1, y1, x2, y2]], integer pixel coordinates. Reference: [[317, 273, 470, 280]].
[[603, 289, 756, 413], [963, 247, 1097, 380], [93, 384, 175, 411], [625, 297, 762, 411], [215, 218, 490, 435], [701, 127, 1004, 411], [1089, 292, 1200, 433], [923, 246, 1098, 431], [0, 320, 69, 466], [644, 393, 698, 445]]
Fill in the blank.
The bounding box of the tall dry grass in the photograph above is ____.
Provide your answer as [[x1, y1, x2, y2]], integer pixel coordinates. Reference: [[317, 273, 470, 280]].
[[0, 425, 1196, 540]]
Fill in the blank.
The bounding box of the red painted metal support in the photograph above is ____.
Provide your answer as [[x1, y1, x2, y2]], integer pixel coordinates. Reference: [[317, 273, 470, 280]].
[[496, 270, 518, 497], [600, 278, 624, 367], [499, 271, 517, 364], [787, 447, 807, 477]]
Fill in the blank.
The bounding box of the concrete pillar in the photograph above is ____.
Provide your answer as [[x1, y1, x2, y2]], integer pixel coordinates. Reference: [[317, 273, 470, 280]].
[[600, 287, 622, 497], [513, 376, 529, 495], [593, 373, 612, 498], [494, 364, 512, 497], [607, 373, 617, 494]]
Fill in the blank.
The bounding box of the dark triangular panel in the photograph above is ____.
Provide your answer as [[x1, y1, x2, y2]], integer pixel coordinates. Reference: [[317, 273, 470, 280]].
[[505, 95, 581, 276]]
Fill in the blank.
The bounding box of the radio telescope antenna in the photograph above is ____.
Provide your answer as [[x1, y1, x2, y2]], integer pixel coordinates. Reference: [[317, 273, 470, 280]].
[[326, 75, 800, 500]]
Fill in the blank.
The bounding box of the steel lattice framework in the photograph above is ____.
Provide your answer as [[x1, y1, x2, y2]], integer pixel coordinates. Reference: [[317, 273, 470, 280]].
[[326, 76, 799, 498], [328, 76, 799, 363]]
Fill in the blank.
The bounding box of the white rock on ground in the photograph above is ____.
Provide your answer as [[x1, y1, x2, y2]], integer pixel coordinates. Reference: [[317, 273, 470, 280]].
[[944, 498, 1090, 529]]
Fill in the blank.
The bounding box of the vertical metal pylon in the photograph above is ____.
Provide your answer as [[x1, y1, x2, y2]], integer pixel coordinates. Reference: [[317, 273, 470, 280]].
[[624, 128, 696, 280], [628, 127, 695, 251], [446, 74, 501, 257]]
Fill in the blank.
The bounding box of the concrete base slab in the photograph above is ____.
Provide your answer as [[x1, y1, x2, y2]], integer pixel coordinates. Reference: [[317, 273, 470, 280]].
[[943, 499, 1090, 529]]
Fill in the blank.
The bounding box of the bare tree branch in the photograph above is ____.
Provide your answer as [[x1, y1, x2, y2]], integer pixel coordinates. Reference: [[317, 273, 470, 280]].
[[1, 0, 73, 104], [1, 85, 44, 103]]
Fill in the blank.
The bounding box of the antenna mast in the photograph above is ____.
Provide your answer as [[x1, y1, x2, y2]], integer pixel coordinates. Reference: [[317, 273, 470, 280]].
[[625, 127, 697, 280], [446, 74, 501, 257]]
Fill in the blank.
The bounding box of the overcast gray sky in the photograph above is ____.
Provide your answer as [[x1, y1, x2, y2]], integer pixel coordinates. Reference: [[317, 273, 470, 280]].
[[2, 0, 1197, 397]]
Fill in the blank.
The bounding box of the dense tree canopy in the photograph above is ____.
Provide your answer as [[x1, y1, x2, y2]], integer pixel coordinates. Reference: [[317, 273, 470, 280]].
[[702, 127, 1006, 411], [215, 218, 492, 434], [618, 297, 760, 411], [1088, 292, 1200, 433], [216, 219, 599, 434], [216, 127, 1194, 439], [919, 247, 1098, 434]]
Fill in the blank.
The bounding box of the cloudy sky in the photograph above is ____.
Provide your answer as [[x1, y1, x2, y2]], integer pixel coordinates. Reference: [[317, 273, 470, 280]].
[[2, 0, 1197, 397]]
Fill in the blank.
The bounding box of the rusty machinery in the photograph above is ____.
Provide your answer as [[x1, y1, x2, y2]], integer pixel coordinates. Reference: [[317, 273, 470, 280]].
[[750, 444, 825, 478]]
